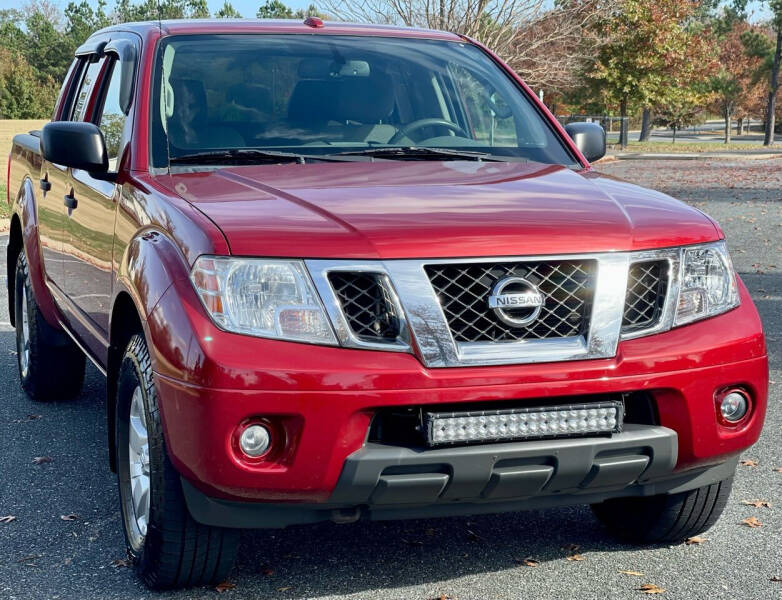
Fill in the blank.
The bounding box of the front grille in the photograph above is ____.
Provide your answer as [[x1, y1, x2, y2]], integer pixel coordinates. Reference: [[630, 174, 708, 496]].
[[329, 272, 401, 342], [425, 260, 596, 343], [621, 260, 668, 334]]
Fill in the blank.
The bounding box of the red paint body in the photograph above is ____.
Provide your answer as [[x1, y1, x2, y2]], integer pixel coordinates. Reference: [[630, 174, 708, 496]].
[[6, 20, 768, 507]]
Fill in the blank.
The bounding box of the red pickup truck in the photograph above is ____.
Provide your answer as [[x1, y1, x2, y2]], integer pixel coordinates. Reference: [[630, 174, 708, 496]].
[[6, 18, 767, 590]]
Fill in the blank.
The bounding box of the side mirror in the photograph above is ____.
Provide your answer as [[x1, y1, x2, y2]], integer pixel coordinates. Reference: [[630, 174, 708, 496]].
[[41, 121, 108, 174], [564, 122, 606, 163]]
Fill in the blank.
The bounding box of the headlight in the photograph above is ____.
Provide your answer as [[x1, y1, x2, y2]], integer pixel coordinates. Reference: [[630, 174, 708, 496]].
[[191, 256, 337, 345], [675, 241, 739, 326]]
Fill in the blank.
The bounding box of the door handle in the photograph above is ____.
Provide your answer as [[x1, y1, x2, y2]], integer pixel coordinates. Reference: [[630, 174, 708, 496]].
[[39, 177, 51, 192], [63, 193, 78, 210]]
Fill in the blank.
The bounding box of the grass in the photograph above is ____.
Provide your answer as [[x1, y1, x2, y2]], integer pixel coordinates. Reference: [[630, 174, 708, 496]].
[[611, 141, 782, 153]]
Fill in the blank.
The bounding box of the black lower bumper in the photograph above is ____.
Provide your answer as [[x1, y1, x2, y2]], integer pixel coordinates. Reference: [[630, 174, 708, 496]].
[[182, 424, 738, 529]]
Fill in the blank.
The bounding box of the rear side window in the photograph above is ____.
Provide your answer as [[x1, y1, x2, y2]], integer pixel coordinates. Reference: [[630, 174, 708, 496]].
[[71, 58, 104, 121], [96, 59, 128, 170]]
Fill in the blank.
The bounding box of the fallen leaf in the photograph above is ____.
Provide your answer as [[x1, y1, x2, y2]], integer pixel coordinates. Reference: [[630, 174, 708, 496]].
[[639, 583, 666, 594], [741, 500, 771, 509], [277, 587, 292, 592], [566, 554, 586, 561], [515, 557, 539, 567], [16, 554, 42, 563], [740, 459, 759, 467], [773, 467, 782, 474], [771, 576, 782, 583], [685, 536, 706, 545], [215, 581, 236, 593], [466, 529, 484, 542], [401, 538, 424, 547], [32, 456, 53, 465], [429, 596, 453, 600], [741, 517, 762, 528], [619, 570, 644, 576], [261, 567, 274, 576], [0, 515, 17, 524], [60, 514, 79, 521], [111, 559, 131, 568]]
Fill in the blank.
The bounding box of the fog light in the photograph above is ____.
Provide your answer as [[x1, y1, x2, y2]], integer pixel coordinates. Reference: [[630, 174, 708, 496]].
[[239, 424, 271, 457], [720, 391, 749, 423]]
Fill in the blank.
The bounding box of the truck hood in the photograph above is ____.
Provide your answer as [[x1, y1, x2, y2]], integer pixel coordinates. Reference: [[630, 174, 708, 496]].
[[162, 161, 719, 259]]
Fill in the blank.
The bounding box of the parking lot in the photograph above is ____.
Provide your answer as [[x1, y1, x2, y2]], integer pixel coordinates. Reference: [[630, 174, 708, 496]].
[[0, 158, 780, 600]]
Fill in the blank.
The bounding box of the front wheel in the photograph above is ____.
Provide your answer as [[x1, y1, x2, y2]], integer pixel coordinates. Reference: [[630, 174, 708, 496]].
[[116, 334, 239, 589], [591, 477, 733, 543]]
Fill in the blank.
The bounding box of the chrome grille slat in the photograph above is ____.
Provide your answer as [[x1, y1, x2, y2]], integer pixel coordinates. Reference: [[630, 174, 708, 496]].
[[425, 260, 596, 343]]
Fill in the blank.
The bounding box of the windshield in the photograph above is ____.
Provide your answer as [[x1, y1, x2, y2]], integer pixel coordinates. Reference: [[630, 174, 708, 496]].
[[150, 34, 578, 167]]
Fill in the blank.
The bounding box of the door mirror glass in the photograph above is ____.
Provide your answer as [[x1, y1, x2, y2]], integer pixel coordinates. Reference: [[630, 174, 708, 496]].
[[41, 121, 108, 173], [564, 122, 606, 163]]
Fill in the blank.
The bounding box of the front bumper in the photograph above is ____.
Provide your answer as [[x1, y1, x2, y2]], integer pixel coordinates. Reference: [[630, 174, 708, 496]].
[[181, 427, 740, 529], [148, 275, 767, 512]]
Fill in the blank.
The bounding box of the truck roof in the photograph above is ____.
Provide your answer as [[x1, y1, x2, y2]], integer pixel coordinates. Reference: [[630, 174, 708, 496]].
[[93, 18, 463, 42]]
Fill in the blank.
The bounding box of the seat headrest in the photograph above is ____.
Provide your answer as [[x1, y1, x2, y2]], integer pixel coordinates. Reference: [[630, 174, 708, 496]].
[[334, 73, 394, 124], [287, 79, 339, 126], [227, 84, 272, 116], [169, 78, 209, 125]]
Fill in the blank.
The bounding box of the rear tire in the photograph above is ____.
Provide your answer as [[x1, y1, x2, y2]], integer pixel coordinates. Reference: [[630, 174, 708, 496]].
[[116, 334, 239, 590], [591, 477, 733, 543], [14, 251, 85, 401]]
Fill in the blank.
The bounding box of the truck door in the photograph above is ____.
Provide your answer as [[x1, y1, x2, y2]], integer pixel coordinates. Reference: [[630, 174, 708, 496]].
[[38, 57, 103, 293], [63, 40, 135, 347]]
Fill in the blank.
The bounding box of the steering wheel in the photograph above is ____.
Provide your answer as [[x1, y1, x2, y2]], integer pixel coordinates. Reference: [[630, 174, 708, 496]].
[[389, 118, 469, 145]]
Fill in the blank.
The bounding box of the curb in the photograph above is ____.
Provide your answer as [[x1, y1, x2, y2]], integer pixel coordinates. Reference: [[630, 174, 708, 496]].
[[613, 152, 782, 161]]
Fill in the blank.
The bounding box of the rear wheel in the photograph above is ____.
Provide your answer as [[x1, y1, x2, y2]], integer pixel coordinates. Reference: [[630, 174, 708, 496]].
[[14, 251, 85, 401], [591, 477, 733, 543], [116, 334, 239, 589]]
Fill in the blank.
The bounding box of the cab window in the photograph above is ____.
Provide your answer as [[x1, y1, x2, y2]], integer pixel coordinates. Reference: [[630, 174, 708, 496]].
[[95, 59, 129, 170]]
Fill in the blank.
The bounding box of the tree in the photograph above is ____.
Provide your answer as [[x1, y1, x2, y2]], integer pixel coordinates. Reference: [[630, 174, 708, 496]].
[[115, 0, 211, 21], [709, 22, 764, 143], [65, 0, 112, 44], [653, 84, 709, 142], [738, 0, 782, 145], [510, 0, 605, 97], [215, 1, 242, 17], [257, 0, 294, 18], [585, 0, 716, 147], [321, 0, 553, 67], [0, 48, 59, 118]]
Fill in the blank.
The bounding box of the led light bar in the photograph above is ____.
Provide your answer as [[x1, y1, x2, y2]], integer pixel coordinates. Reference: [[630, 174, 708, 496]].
[[425, 402, 623, 446]]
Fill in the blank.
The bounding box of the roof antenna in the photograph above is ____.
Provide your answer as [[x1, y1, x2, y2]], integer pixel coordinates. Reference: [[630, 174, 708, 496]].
[[156, 0, 172, 174]]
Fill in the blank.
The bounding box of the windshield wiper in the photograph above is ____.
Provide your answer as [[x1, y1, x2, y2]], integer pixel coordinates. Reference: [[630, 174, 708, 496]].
[[169, 149, 356, 165], [335, 146, 508, 161]]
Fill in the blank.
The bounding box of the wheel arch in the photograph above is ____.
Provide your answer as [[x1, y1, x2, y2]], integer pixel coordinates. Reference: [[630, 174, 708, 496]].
[[106, 228, 192, 471]]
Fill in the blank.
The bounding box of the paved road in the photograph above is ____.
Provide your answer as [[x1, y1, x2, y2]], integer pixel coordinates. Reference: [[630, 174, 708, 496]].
[[1, 159, 780, 599]]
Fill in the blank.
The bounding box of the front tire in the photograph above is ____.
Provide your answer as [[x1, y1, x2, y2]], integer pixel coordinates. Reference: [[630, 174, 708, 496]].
[[14, 251, 85, 401], [591, 477, 733, 543], [116, 334, 239, 589]]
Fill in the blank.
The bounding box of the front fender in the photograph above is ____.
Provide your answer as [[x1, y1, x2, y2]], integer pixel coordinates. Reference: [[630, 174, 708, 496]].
[[113, 228, 191, 326]]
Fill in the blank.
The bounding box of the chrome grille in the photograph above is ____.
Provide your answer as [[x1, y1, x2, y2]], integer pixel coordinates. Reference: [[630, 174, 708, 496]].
[[425, 260, 596, 343], [328, 272, 400, 342], [621, 260, 668, 333]]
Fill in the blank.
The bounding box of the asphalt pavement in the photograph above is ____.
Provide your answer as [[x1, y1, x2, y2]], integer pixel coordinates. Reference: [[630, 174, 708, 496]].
[[0, 158, 780, 599]]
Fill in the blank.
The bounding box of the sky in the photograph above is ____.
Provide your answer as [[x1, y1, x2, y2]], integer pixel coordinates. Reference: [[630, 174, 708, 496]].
[[0, 0, 314, 17]]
